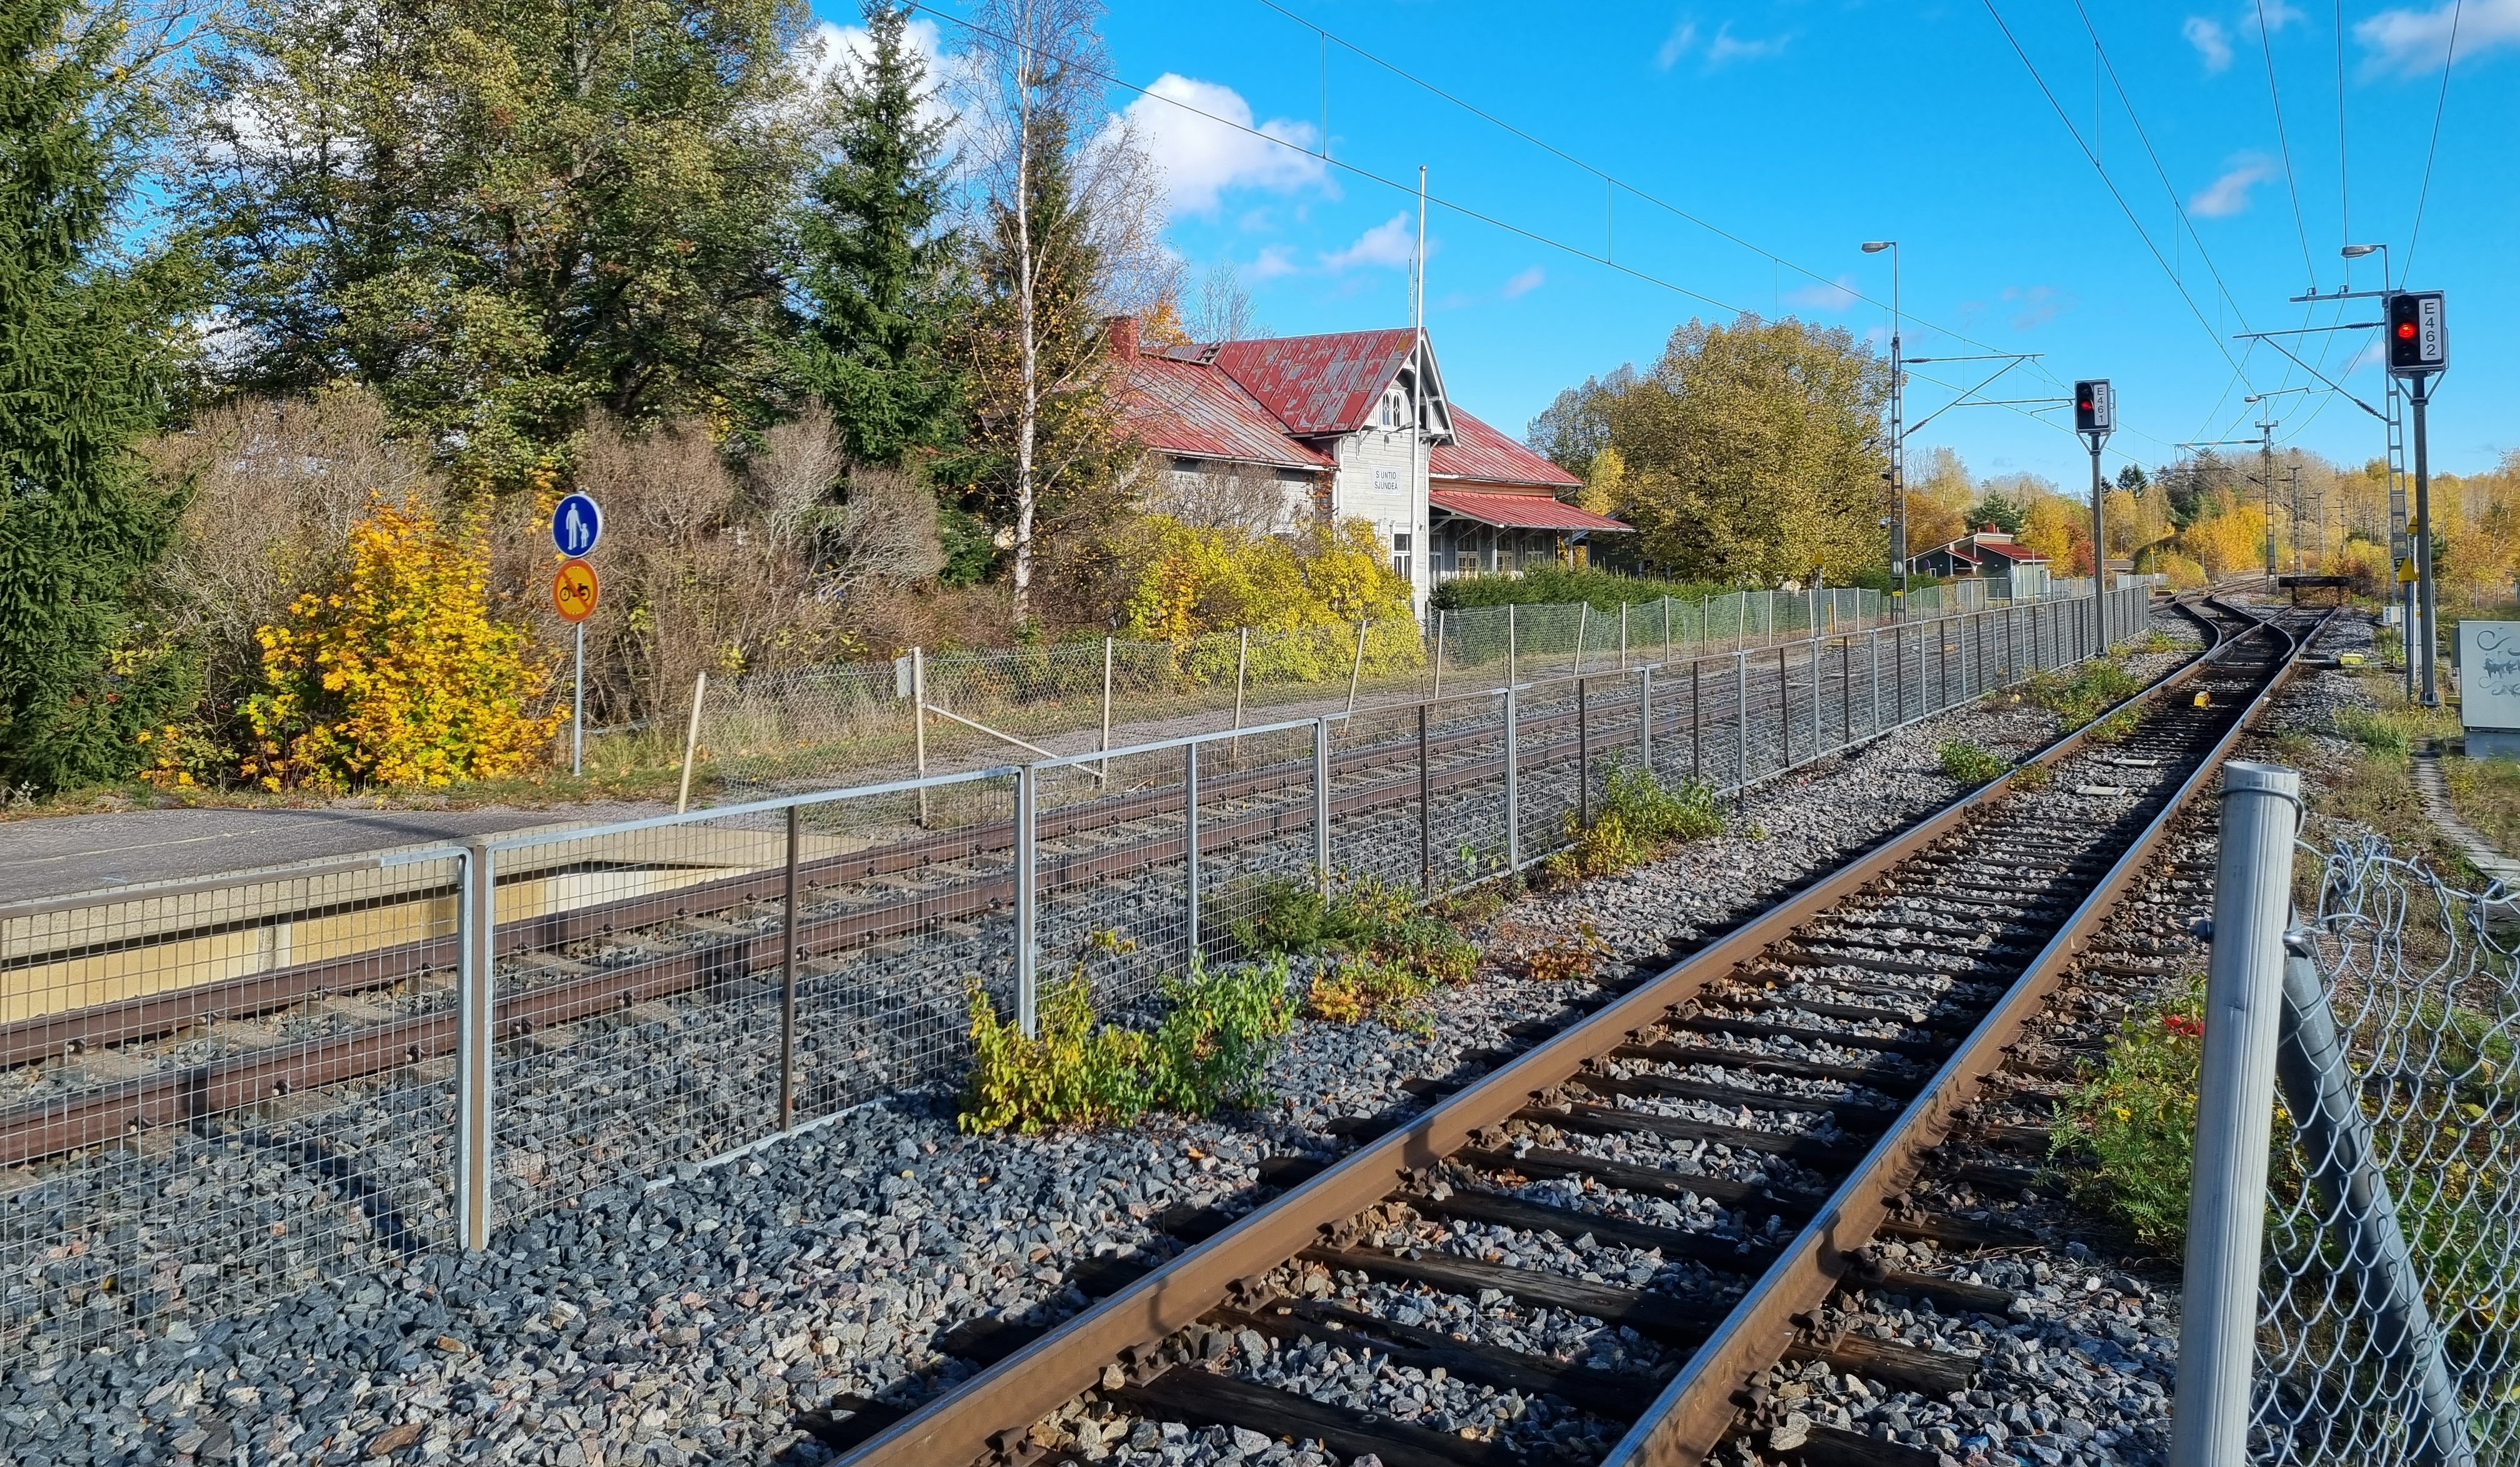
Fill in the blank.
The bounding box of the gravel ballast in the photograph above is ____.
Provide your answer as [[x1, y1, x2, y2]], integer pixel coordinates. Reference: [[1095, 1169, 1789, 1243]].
[[0, 608, 2211, 1467]]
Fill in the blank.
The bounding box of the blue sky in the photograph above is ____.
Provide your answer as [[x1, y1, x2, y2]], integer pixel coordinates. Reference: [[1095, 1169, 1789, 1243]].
[[869, 0, 2514, 486]]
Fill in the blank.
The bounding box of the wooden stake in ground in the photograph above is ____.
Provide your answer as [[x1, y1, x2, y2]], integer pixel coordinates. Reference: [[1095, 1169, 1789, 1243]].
[[677, 672, 709, 814]]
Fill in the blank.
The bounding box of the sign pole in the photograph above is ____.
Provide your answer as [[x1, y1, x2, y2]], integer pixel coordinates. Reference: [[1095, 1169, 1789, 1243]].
[[572, 621, 585, 776]]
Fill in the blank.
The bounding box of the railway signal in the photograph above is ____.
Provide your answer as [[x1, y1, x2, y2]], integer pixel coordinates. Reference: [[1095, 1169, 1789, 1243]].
[[2384, 291, 2446, 377], [2074, 379, 2113, 642], [2073, 379, 2114, 435]]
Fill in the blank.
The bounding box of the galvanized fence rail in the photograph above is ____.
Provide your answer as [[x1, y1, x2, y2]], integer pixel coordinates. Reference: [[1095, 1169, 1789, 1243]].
[[704, 579, 2161, 800], [1, 586, 2152, 1354], [2176, 801, 2518, 1465]]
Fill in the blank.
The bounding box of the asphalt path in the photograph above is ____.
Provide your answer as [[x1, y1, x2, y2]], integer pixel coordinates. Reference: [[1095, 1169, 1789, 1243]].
[[1, 802, 666, 905]]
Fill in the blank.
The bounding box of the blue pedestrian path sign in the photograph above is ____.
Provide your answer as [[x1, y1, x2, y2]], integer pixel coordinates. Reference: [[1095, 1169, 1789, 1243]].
[[551, 493, 603, 558]]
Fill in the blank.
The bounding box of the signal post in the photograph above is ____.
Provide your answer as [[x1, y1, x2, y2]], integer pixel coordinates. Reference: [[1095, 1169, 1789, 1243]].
[[2387, 291, 2447, 705], [2075, 379, 2114, 645]]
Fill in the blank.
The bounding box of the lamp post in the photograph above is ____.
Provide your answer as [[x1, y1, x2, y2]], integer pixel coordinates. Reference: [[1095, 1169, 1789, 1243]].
[[2341, 241, 2391, 290], [1862, 241, 1902, 602]]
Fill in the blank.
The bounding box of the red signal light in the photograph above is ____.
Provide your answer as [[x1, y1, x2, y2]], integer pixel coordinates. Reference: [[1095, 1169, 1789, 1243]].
[[2397, 321, 2417, 339]]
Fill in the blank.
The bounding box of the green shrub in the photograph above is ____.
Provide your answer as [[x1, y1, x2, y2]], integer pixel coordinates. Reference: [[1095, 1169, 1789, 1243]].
[[2088, 706, 2142, 744], [2334, 705, 2411, 756], [2011, 761, 2054, 791], [2049, 984, 2205, 1245], [1429, 564, 1721, 613], [1939, 739, 2010, 785], [2024, 659, 2145, 729], [1548, 761, 1724, 881], [959, 956, 1293, 1132], [1233, 872, 1478, 1026]]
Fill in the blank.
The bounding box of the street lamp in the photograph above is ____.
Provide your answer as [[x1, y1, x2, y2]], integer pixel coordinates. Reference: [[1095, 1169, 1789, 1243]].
[[1862, 241, 1902, 598], [2341, 242, 2390, 290]]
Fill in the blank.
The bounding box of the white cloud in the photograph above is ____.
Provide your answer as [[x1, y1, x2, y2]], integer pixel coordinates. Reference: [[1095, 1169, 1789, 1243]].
[[1784, 273, 1859, 311], [2002, 284, 2062, 330], [2190, 153, 2276, 216], [1252, 243, 1300, 279], [1502, 266, 1546, 298], [1704, 23, 1791, 66], [2258, 0, 2309, 32], [1656, 19, 1698, 69], [2357, 0, 2520, 77], [801, 18, 954, 124], [1122, 74, 1324, 216], [2183, 16, 2235, 72], [1323, 213, 1417, 271]]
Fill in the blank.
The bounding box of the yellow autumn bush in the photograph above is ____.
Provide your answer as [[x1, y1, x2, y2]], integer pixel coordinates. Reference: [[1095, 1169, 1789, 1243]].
[[1120, 516, 1424, 685], [242, 493, 564, 789]]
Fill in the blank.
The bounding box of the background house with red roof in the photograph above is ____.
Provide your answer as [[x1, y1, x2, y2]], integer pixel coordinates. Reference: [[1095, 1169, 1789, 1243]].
[[1912, 527, 2052, 599], [1112, 318, 1629, 609]]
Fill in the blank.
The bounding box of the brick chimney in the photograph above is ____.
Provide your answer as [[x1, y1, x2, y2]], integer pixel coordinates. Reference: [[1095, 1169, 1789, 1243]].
[[1104, 314, 1139, 359]]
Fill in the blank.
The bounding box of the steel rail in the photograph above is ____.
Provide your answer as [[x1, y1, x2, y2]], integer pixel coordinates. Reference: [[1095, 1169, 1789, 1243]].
[[1605, 596, 2324, 1465], [0, 603, 2121, 1163], [834, 593, 2282, 1467]]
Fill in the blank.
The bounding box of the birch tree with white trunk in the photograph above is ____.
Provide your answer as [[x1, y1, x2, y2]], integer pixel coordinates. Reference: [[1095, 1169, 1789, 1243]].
[[959, 0, 1165, 629]]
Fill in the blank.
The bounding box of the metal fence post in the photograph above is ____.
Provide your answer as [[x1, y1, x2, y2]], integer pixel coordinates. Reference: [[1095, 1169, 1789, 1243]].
[[1184, 741, 1201, 962], [1869, 629, 1881, 736], [1690, 659, 1702, 782], [1776, 646, 1789, 769], [1508, 603, 1518, 686], [912, 647, 929, 827], [2172, 761, 2302, 1467], [455, 841, 494, 1251], [1734, 650, 1748, 792], [1502, 688, 1521, 870], [1638, 664, 1653, 773], [1312, 718, 1332, 884], [1416, 704, 1432, 896], [1808, 639, 1822, 758], [1015, 765, 1038, 1038], [1577, 678, 1591, 828], [2273, 947, 2478, 1467], [780, 803, 799, 1131]]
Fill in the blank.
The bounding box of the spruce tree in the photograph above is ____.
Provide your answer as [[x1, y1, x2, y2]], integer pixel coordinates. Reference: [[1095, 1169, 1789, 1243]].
[[0, 0, 193, 791], [795, 2, 962, 466]]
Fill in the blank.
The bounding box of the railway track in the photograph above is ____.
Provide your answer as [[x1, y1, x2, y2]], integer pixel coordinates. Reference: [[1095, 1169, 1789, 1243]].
[[0, 599, 2118, 1168], [818, 594, 2324, 1467]]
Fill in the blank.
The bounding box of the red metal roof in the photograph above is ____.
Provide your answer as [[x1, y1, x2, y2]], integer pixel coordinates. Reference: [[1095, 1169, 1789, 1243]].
[[1210, 330, 1419, 436], [1119, 354, 1332, 471], [1429, 489, 1632, 532], [1428, 408, 1583, 491]]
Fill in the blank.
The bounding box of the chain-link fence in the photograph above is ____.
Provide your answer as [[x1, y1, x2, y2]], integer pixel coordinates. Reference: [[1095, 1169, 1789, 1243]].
[[2244, 833, 2519, 1464], [2, 586, 2151, 1355], [701, 580, 2146, 801]]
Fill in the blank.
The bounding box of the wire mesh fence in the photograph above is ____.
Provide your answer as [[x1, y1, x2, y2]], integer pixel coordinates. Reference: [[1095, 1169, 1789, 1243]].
[[701, 580, 2148, 802], [0, 856, 465, 1356], [2, 585, 2152, 1354], [2247, 833, 2520, 1464]]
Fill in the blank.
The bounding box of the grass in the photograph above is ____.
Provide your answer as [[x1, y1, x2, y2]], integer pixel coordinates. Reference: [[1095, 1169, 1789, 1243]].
[[958, 949, 1295, 1133], [1938, 739, 2011, 786], [2049, 982, 2207, 1246], [1231, 872, 1479, 1027], [2022, 658, 2146, 730], [2442, 753, 2520, 856], [1545, 761, 1725, 882], [2087, 706, 2142, 744], [2115, 629, 2182, 655]]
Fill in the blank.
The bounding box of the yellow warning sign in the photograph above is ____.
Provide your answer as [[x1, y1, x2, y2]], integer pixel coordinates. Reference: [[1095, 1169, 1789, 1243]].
[[2398, 557, 2419, 584]]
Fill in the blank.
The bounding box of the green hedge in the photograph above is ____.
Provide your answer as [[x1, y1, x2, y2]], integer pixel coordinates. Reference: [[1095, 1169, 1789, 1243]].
[[1430, 566, 1726, 613]]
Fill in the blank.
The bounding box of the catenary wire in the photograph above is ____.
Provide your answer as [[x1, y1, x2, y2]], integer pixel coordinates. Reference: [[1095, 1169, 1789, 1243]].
[[1979, 0, 2255, 383], [1238, 0, 2049, 371], [2404, 0, 2463, 278], [897, 1, 1748, 317], [2254, 0, 2322, 288]]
